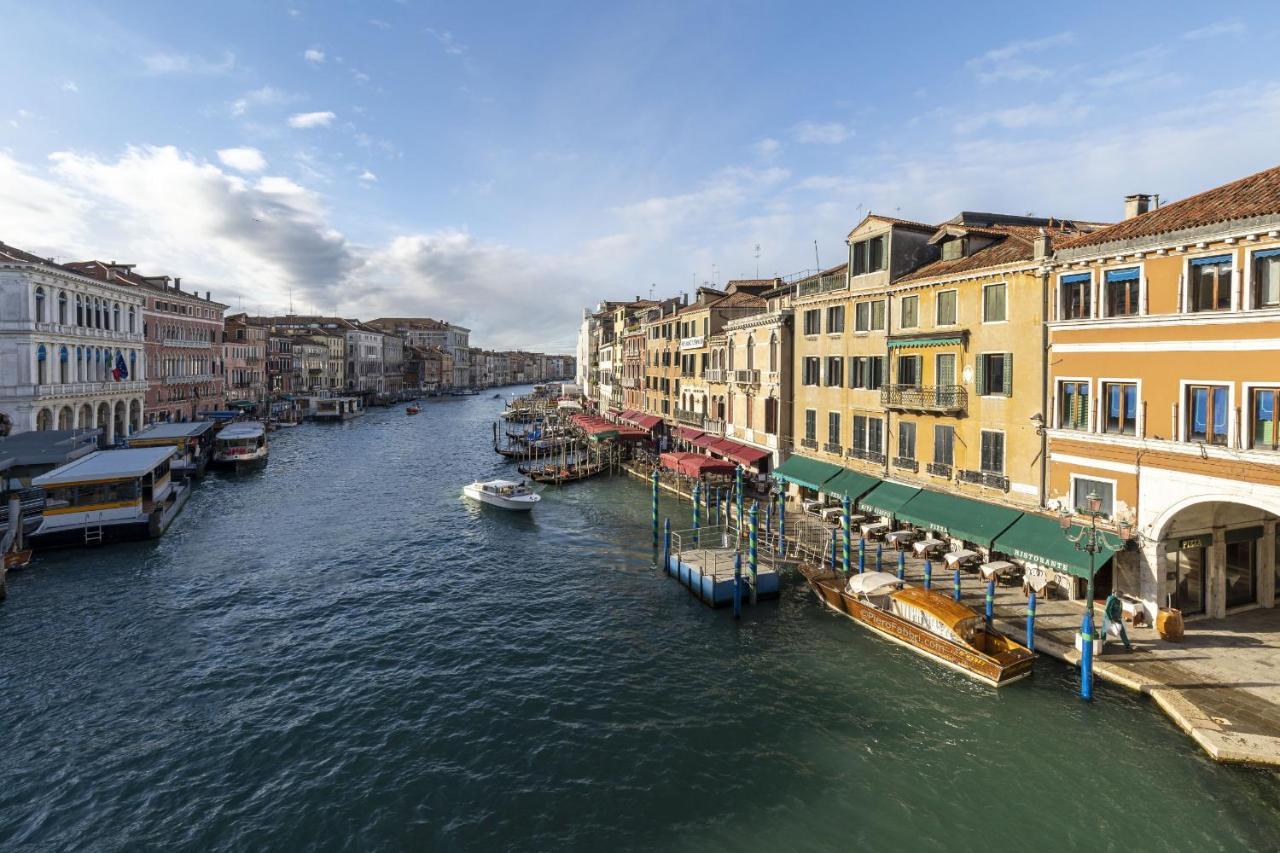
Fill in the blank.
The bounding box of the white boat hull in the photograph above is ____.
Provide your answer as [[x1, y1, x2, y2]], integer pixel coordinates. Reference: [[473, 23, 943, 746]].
[[463, 484, 540, 511]]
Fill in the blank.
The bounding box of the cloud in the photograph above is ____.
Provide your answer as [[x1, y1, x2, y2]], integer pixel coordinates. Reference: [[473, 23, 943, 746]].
[[357, 170, 378, 183], [61, 81, 78, 93], [954, 94, 1090, 134], [352, 69, 371, 84], [425, 28, 467, 55], [141, 51, 236, 75], [1183, 18, 1245, 40], [966, 31, 1074, 83], [217, 147, 268, 172], [753, 138, 781, 157], [288, 111, 336, 129], [230, 85, 301, 116], [791, 121, 853, 144], [369, 18, 391, 29], [303, 48, 325, 64]]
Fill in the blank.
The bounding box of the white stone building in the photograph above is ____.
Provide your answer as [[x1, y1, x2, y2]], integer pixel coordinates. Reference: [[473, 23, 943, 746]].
[[0, 242, 147, 442]]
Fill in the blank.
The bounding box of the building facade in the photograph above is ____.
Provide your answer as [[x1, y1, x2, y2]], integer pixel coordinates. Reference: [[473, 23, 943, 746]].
[[225, 313, 268, 409]]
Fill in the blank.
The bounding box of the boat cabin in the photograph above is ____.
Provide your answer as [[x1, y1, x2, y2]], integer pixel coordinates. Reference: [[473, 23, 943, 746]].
[[215, 421, 267, 457], [128, 421, 216, 478], [307, 397, 364, 420], [888, 587, 982, 646]]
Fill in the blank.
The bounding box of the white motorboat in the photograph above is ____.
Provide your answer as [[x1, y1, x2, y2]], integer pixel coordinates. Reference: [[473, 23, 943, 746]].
[[212, 421, 269, 470], [463, 479, 541, 511]]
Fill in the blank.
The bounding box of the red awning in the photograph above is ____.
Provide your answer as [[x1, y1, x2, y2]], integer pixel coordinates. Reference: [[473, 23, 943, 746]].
[[630, 413, 662, 431], [675, 426, 704, 443], [690, 434, 719, 450], [619, 409, 638, 420], [660, 451, 697, 472], [708, 438, 740, 455], [718, 440, 771, 467], [679, 455, 737, 477]]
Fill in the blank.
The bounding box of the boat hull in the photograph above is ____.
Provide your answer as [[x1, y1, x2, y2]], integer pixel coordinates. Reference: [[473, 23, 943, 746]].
[[800, 565, 1034, 687], [210, 451, 268, 472], [28, 483, 191, 549], [462, 485, 539, 511]]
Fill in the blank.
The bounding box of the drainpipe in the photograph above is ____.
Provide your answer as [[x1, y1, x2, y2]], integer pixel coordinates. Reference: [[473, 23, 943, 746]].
[[1035, 232, 1052, 509], [884, 289, 893, 479]]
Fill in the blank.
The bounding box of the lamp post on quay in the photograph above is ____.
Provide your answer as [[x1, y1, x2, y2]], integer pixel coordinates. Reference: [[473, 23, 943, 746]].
[[1058, 490, 1132, 701]]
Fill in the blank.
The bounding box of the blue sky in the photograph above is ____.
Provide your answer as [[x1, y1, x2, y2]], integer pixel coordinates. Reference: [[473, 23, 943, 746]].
[[2, 2, 1279, 350]]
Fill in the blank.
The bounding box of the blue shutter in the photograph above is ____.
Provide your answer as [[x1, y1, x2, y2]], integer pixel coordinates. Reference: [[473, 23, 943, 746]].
[[1060, 272, 1091, 284], [1105, 267, 1140, 282], [1254, 248, 1280, 260], [1190, 254, 1232, 266]]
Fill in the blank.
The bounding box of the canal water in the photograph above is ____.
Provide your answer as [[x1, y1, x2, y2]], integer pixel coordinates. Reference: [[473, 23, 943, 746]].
[[1, 390, 1278, 851]]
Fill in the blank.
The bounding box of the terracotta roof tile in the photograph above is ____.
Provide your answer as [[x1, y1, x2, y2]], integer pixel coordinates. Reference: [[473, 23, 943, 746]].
[[1061, 163, 1280, 250]]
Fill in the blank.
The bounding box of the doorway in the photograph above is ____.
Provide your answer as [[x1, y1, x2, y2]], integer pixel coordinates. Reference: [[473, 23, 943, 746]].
[[1166, 542, 1206, 615]]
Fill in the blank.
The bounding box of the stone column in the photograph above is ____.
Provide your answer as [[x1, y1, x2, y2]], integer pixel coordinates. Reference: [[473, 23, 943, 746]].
[[104, 403, 115, 445], [1260, 520, 1277, 607], [1208, 527, 1227, 619]]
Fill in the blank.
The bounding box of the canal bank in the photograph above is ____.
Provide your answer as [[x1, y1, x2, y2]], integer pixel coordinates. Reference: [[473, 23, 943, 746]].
[[2, 391, 1279, 850]]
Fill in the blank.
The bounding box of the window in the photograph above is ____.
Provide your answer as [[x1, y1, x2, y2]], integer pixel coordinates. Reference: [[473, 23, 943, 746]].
[[57, 291, 67, 324], [1251, 388, 1280, 450], [804, 409, 817, 442], [1072, 477, 1114, 517], [866, 356, 884, 391], [850, 356, 886, 391], [1106, 268, 1141, 317], [1103, 383, 1138, 435], [825, 356, 843, 386], [76, 294, 84, 326], [977, 353, 1011, 397], [35, 287, 46, 322], [935, 353, 956, 387], [898, 421, 916, 460], [936, 290, 957, 326], [855, 302, 870, 331], [896, 295, 918, 329], [851, 415, 884, 455], [828, 411, 841, 445], [1253, 250, 1280, 309], [1188, 256, 1232, 312], [764, 397, 778, 434], [852, 235, 887, 275], [897, 355, 921, 387], [980, 431, 1004, 474], [1060, 273, 1091, 320], [802, 357, 821, 386], [983, 283, 1007, 322], [1058, 380, 1090, 430], [803, 309, 821, 335], [1186, 384, 1229, 445], [826, 305, 845, 334], [934, 425, 954, 466], [870, 300, 886, 331]]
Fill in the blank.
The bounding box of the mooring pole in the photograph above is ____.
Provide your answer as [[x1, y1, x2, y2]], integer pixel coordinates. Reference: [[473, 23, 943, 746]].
[[778, 489, 786, 557], [736, 466, 744, 540], [953, 565, 962, 602], [1081, 609, 1094, 701], [924, 558, 932, 590], [733, 550, 742, 619], [692, 481, 701, 547], [748, 501, 758, 606], [857, 538, 866, 574], [765, 498, 773, 544], [1026, 591, 1037, 652], [985, 577, 995, 630], [663, 518, 672, 575], [830, 530, 837, 570], [897, 549, 905, 581], [876, 542, 883, 572], [841, 494, 851, 576], [651, 468, 659, 548]]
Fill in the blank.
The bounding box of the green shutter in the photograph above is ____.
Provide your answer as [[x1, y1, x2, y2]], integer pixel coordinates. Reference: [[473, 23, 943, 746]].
[[974, 356, 983, 395], [1002, 353, 1012, 396]]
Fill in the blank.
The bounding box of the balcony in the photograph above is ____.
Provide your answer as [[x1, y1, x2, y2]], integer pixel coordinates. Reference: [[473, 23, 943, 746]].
[[620, 377, 639, 389], [892, 456, 919, 473], [957, 469, 1009, 492], [675, 408, 705, 427], [163, 338, 212, 349], [703, 417, 725, 436], [731, 369, 760, 386], [880, 384, 967, 413], [704, 369, 724, 383], [847, 447, 885, 464], [926, 462, 952, 479], [765, 371, 780, 385], [164, 373, 221, 385], [822, 441, 843, 455], [800, 437, 818, 450], [796, 270, 848, 298], [34, 380, 149, 398]]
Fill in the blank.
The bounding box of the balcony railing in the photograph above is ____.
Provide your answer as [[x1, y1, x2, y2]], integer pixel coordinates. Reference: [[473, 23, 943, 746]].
[[732, 369, 760, 386], [765, 371, 780, 385], [35, 380, 149, 398], [703, 417, 725, 436], [880, 384, 967, 413], [163, 373, 221, 385], [957, 469, 1010, 492], [674, 408, 705, 426], [796, 270, 848, 298], [704, 369, 724, 383], [892, 456, 919, 473], [926, 462, 952, 479], [163, 339, 212, 349], [800, 437, 818, 450], [822, 441, 843, 455], [846, 448, 886, 465]]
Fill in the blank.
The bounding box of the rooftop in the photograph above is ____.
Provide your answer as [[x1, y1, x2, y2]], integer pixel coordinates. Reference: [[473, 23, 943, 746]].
[[0, 429, 101, 467], [129, 422, 216, 441], [33, 446, 175, 486]]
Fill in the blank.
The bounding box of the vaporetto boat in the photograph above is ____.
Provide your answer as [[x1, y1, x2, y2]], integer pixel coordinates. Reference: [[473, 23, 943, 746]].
[[212, 421, 269, 471]]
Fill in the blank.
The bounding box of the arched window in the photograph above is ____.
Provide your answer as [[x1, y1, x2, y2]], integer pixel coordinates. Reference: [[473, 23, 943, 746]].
[[92, 297, 100, 328], [746, 335, 754, 370], [113, 303, 120, 330], [130, 350, 137, 379], [36, 343, 47, 384], [35, 287, 46, 322], [769, 333, 778, 372], [76, 294, 84, 326], [58, 291, 68, 324], [727, 340, 735, 371], [128, 306, 136, 333], [59, 346, 69, 383]]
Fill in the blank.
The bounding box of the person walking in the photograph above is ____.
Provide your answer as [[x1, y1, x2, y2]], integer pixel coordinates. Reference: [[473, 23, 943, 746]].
[[1102, 591, 1133, 652]]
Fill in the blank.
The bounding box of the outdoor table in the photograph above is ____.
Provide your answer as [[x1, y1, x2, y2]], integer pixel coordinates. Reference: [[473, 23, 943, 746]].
[[1120, 594, 1148, 627], [860, 522, 890, 539], [802, 499, 824, 515], [944, 549, 978, 569], [979, 560, 1017, 581], [913, 537, 945, 556], [820, 506, 844, 523], [884, 530, 918, 547]]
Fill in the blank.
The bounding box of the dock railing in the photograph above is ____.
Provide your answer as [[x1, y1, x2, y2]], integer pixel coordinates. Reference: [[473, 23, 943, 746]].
[[669, 524, 778, 580]]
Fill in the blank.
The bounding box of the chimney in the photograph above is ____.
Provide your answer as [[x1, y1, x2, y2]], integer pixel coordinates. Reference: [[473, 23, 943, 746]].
[[1124, 194, 1155, 220], [174, 277, 181, 291], [205, 291, 211, 301], [1033, 228, 1051, 260]]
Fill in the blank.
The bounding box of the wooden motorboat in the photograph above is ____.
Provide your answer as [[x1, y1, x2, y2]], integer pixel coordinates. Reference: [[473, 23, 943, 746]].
[[516, 461, 607, 484], [4, 548, 32, 570], [799, 566, 1035, 687]]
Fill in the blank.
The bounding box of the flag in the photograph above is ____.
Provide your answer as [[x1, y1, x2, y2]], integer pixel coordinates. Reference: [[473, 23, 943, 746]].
[[113, 351, 128, 381]]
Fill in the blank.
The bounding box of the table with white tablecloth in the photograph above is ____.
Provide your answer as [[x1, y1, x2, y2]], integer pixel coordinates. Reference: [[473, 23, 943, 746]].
[[979, 560, 1017, 581], [944, 549, 978, 569], [860, 521, 890, 538], [884, 530, 918, 547], [912, 537, 945, 556]]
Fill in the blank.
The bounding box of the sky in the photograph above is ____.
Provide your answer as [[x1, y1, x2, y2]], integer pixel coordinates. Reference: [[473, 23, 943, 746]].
[[2, 2, 1279, 352]]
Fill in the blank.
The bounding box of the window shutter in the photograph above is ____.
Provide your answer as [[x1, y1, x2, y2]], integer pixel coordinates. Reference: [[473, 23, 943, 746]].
[[1002, 353, 1012, 396], [974, 356, 984, 395]]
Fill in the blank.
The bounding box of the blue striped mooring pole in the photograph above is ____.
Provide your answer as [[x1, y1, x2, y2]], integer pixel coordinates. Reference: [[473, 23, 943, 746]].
[[830, 530, 837, 570], [924, 558, 932, 590], [733, 550, 742, 618], [692, 481, 701, 546], [858, 538, 866, 573], [1026, 592, 1037, 652], [748, 501, 759, 605], [663, 518, 671, 575], [841, 495, 851, 575], [876, 542, 883, 572], [651, 468, 659, 548], [778, 488, 786, 557], [736, 467, 744, 539], [897, 549, 905, 581], [953, 566, 962, 602], [765, 497, 773, 544], [1081, 609, 1094, 701], [985, 578, 995, 629]]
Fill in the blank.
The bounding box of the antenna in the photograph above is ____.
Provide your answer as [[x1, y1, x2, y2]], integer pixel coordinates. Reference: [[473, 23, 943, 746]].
[[754, 243, 761, 278], [814, 240, 820, 272], [288, 286, 294, 315], [648, 283, 655, 300]]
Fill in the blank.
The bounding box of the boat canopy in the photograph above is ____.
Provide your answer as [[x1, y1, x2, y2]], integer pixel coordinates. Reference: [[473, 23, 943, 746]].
[[858, 481, 921, 519], [890, 586, 980, 644], [129, 421, 215, 442], [993, 513, 1095, 578], [217, 421, 267, 441], [33, 447, 175, 487], [845, 571, 902, 596], [896, 489, 1023, 547], [773, 454, 843, 491]]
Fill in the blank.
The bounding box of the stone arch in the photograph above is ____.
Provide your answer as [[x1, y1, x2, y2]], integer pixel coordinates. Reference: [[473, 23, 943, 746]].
[[746, 334, 755, 370], [35, 407, 53, 431], [57, 290, 68, 324], [57, 405, 73, 430], [1151, 494, 1280, 543], [130, 398, 144, 432], [34, 286, 46, 322], [79, 402, 94, 429], [113, 399, 128, 439]]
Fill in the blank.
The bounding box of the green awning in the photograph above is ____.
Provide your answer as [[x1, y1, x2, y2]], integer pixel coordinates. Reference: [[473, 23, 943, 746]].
[[774, 454, 843, 491], [886, 334, 966, 349], [858, 481, 921, 519], [824, 468, 880, 500], [896, 489, 1023, 546], [993, 514, 1098, 579]]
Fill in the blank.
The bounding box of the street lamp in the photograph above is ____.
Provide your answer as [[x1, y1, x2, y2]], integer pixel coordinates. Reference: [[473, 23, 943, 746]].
[[1058, 491, 1133, 700]]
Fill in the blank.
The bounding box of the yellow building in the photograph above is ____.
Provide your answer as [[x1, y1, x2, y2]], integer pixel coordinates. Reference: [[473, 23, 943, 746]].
[[1048, 168, 1280, 622]]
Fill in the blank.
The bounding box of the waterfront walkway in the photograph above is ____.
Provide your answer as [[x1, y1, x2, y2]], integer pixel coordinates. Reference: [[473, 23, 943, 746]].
[[772, 509, 1280, 767]]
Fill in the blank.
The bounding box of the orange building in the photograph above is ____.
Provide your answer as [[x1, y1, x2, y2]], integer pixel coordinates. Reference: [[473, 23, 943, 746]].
[[1048, 167, 1280, 622]]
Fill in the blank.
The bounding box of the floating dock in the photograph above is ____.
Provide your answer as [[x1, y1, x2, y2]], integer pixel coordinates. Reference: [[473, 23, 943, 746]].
[[663, 524, 779, 607]]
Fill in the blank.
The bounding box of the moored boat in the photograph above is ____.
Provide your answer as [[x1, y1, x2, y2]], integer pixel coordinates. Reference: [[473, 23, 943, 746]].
[[212, 421, 269, 471], [800, 566, 1035, 687], [462, 479, 541, 511], [406, 405, 421, 415]]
